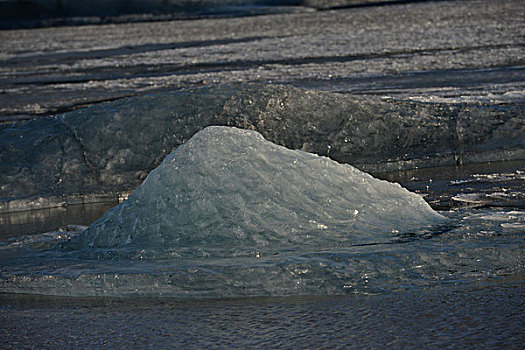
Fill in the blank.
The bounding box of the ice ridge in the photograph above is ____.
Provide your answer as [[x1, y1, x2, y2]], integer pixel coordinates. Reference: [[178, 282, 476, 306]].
[[2, 84, 523, 213]]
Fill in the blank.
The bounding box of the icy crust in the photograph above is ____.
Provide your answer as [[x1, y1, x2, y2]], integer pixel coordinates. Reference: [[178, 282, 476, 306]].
[[1, 84, 523, 212], [75, 127, 443, 249]]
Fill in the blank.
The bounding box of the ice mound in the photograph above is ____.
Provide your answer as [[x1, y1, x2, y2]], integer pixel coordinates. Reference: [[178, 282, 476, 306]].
[[78, 126, 443, 249], [3, 84, 523, 213]]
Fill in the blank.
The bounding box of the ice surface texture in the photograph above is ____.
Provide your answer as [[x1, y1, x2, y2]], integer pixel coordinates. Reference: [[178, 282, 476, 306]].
[[78, 126, 443, 249], [1, 84, 523, 212], [3, 128, 522, 298]]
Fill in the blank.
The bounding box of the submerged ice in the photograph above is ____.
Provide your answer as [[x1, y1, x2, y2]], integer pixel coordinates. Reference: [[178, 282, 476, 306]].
[[77, 126, 443, 249]]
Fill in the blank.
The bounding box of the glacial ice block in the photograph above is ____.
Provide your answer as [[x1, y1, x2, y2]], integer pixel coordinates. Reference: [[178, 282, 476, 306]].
[[79, 126, 444, 249], [2, 84, 523, 213]]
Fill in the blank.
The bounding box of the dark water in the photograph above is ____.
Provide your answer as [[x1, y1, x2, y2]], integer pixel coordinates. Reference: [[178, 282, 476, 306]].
[[1, 280, 524, 349], [0, 0, 302, 29]]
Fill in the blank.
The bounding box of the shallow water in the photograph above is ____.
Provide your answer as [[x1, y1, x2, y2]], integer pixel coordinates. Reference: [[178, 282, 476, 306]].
[[1, 279, 524, 349], [1, 147, 523, 350], [1, 160, 522, 299], [0, 202, 117, 239]]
